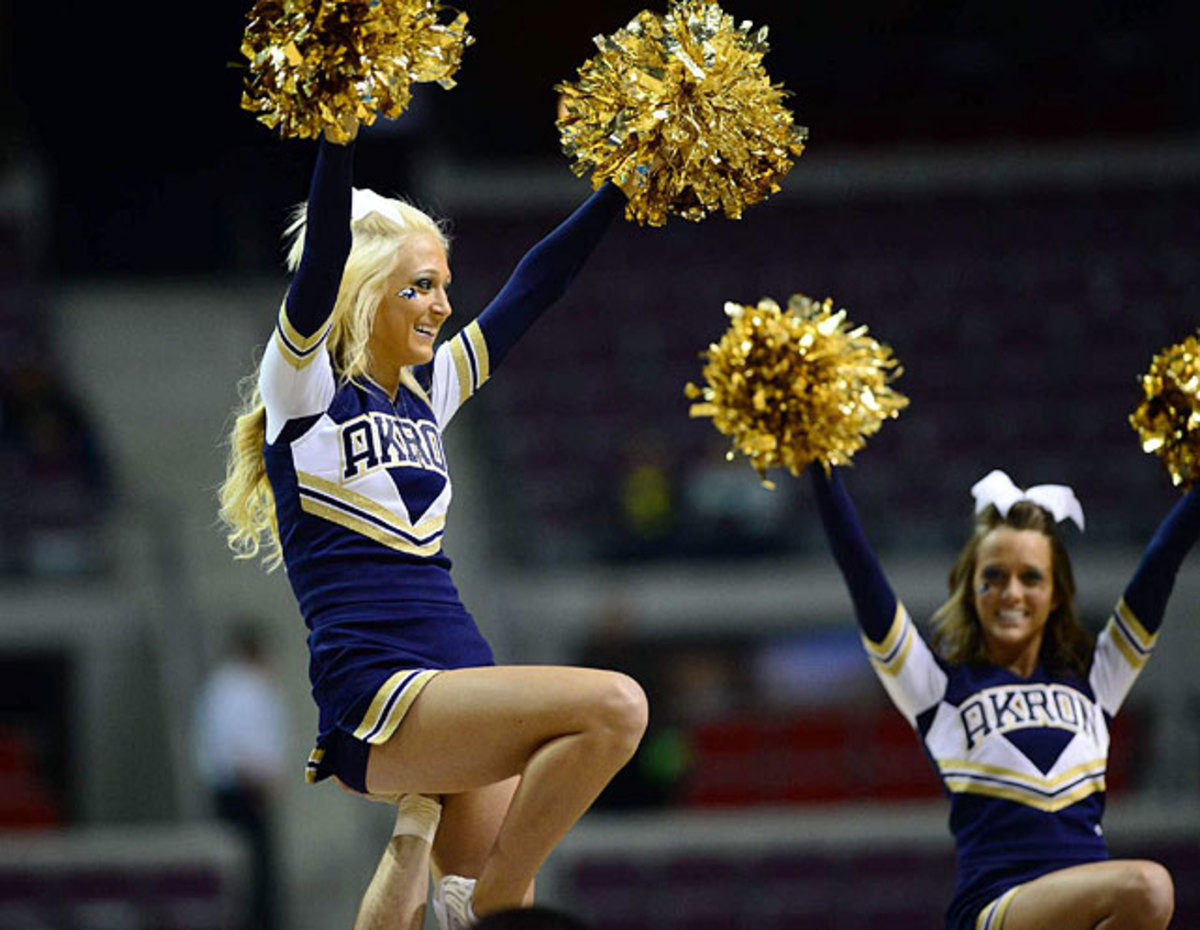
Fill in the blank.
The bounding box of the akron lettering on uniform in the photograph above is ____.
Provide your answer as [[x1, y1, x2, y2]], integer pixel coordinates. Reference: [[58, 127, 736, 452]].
[[959, 683, 1097, 750], [342, 412, 448, 480]]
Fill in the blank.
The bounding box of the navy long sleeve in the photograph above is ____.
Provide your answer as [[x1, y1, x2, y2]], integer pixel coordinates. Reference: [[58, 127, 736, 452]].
[[1122, 486, 1200, 631], [808, 465, 899, 642], [473, 183, 625, 369], [285, 139, 356, 339]]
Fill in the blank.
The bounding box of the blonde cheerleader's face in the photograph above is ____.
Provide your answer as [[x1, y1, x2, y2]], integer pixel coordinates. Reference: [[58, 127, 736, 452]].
[[972, 525, 1058, 676], [370, 233, 453, 374]]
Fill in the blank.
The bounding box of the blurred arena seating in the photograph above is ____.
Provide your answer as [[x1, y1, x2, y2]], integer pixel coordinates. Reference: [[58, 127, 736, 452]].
[[0, 827, 248, 930], [559, 834, 1200, 930], [0, 160, 112, 580]]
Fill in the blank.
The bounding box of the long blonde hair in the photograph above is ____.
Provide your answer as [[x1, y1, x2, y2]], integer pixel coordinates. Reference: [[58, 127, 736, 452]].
[[218, 192, 449, 570]]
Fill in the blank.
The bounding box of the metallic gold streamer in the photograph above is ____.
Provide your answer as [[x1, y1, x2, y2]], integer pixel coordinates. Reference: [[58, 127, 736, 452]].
[[240, 0, 472, 142], [557, 0, 806, 226], [685, 296, 908, 485], [1129, 331, 1200, 489]]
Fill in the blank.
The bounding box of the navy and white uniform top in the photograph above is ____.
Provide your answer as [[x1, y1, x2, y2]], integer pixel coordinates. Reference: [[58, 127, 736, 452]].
[[258, 139, 624, 751], [809, 467, 1198, 930]]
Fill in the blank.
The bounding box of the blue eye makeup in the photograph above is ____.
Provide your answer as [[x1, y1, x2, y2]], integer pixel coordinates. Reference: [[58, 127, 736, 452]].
[[397, 287, 418, 299]]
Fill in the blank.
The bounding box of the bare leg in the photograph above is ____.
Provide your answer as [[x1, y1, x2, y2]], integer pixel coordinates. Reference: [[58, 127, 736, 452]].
[[353, 794, 443, 930], [432, 778, 534, 904], [1001, 860, 1173, 930], [365, 666, 648, 916]]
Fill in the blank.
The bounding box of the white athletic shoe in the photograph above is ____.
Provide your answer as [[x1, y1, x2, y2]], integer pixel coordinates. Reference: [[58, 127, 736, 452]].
[[433, 874, 477, 930]]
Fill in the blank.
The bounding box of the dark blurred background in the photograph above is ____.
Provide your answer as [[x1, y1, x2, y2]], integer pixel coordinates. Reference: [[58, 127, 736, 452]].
[[6, 0, 1198, 276], [2, 3, 1200, 930]]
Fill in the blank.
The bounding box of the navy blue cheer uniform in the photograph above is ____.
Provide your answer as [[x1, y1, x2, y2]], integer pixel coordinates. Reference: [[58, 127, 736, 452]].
[[258, 139, 624, 791], [808, 467, 1198, 930]]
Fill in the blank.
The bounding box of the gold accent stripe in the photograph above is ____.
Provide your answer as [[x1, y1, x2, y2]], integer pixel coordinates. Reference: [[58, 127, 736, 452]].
[[990, 886, 1020, 930], [1109, 621, 1150, 671], [938, 756, 1106, 789], [304, 746, 326, 784], [298, 471, 445, 538], [976, 886, 1021, 930], [943, 775, 1104, 813], [301, 499, 444, 557], [862, 605, 913, 676], [273, 328, 325, 371], [863, 603, 908, 658], [866, 627, 914, 677], [279, 302, 332, 353], [353, 669, 442, 744], [464, 321, 490, 386], [1115, 598, 1158, 651], [448, 337, 474, 400]]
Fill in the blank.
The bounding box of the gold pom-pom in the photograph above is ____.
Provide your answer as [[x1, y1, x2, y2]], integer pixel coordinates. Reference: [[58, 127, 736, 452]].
[[240, 0, 472, 142], [685, 296, 908, 486], [556, 0, 806, 226], [1129, 331, 1200, 489]]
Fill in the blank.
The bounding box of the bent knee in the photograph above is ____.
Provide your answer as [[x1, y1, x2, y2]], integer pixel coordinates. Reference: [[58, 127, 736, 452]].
[[592, 672, 649, 751], [1117, 861, 1174, 926]]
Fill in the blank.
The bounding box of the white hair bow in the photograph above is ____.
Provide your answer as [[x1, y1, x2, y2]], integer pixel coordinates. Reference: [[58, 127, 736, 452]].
[[351, 187, 404, 226], [970, 469, 1085, 531]]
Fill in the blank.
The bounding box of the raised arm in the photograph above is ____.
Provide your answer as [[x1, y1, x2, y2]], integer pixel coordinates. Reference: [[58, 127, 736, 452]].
[[284, 135, 356, 338], [473, 183, 626, 370], [259, 135, 355, 442], [807, 465, 899, 643], [1091, 486, 1199, 713], [807, 466, 947, 724], [1123, 486, 1200, 633]]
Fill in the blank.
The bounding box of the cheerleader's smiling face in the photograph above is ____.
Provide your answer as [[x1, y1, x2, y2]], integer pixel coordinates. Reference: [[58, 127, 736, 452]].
[[972, 525, 1058, 677], [370, 233, 453, 376]]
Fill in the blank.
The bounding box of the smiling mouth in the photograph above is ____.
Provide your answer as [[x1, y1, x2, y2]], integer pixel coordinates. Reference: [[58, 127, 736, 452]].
[[995, 610, 1028, 624], [414, 325, 436, 338]]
